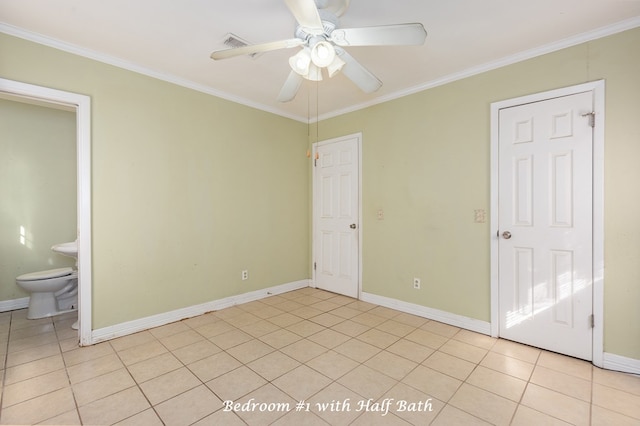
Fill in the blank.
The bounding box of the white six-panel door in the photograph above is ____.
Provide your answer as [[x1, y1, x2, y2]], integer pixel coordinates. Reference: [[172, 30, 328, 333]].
[[313, 135, 360, 298], [498, 91, 594, 360]]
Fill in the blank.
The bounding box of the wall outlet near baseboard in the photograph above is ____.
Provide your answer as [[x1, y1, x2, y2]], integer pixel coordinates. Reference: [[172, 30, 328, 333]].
[[413, 277, 421, 289], [241, 270, 249, 281]]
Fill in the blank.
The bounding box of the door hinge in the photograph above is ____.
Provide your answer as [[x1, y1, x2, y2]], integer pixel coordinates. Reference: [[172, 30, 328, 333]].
[[589, 314, 595, 328], [313, 262, 316, 271], [582, 112, 595, 128]]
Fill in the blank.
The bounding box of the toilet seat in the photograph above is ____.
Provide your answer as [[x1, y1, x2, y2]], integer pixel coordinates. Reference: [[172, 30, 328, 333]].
[[17, 267, 74, 281]]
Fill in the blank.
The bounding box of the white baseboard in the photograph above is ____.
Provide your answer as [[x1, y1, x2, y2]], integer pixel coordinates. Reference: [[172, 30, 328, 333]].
[[91, 279, 310, 344], [360, 291, 491, 335], [0, 297, 29, 312], [603, 352, 640, 375]]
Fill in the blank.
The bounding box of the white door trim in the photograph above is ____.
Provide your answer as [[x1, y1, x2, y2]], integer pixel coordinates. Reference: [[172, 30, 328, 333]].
[[311, 132, 363, 299], [0, 78, 93, 346], [490, 80, 605, 367]]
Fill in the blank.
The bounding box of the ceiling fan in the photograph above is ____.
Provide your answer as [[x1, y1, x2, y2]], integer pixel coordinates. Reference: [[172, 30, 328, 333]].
[[210, 0, 427, 102]]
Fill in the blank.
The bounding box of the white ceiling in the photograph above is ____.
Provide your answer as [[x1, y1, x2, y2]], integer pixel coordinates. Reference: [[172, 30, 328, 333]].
[[1, 0, 639, 121]]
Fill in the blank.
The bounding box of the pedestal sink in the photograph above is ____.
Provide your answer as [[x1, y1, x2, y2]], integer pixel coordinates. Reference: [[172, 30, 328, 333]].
[[51, 240, 78, 259]]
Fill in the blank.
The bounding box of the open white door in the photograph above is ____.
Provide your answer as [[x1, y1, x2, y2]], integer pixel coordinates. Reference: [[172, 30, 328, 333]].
[[312, 134, 360, 298], [497, 91, 594, 360]]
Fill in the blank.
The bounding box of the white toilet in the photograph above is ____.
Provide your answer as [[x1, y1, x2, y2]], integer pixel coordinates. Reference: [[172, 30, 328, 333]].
[[16, 267, 78, 319]]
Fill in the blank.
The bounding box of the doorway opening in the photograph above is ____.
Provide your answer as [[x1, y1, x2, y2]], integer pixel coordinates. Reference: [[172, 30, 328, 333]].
[[0, 78, 93, 345]]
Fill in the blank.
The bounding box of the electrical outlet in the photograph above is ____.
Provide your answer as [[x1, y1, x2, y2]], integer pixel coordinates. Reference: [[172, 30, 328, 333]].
[[413, 277, 421, 289], [241, 270, 249, 281]]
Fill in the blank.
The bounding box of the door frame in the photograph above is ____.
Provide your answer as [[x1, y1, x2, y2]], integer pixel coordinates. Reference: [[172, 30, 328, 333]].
[[490, 81, 605, 367], [311, 132, 363, 298], [0, 78, 93, 346]]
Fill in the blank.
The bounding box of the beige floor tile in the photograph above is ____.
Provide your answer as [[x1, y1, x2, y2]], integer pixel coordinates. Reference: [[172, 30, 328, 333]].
[[191, 409, 247, 426], [307, 382, 363, 425], [226, 338, 275, 364], [273, 300, 305, 312], [6, 341, 61, 367], [286, 319, 326, 337], [212, 306, 246, 320], [404, 328, 448, 350], [402, 365, 462, 402], [338, 365, 398, 400], [431, 404, 492, 425], [232, 383, 297, 425], [7, 331, 58, 353], [423, 351, 476, 381], [386, 339, 434, 364], [239, 319, 281, 337], [356, 328, 400, 349], [511, 405, 572, 425], [1, 387, 76, 425], [593, 366, 640, 396], [41, 408, 82, 425], [307, 350, 360, 380], [114, 408, 164, 426], [333, 338, 381, 363], [392, 313, 429, 328], [536, 350, 592, 380], [375, 319, 416, 337], [310, 300, 343, 312], [439, 338, 488, 364], [368, 306, 402, 320], [351, 312, 387, 327], [452, 329, 497, 350], [8, 322, 55, 341], [154, 385, 222, 426], [384, 382, 444, 425], [491, 339, 541, 364], [268, 312, 305, 328], [187, 351, 242, 382], [308, 312, 345, 327], [521, 383, 590, 425], [247, 350, 301, 381], [208, 329, 253, 350], [325, 294, 358, 306], [331, 306, 364, 319], [259, 328, 303, 349], [206, 365, 267, 402], [117, 340, 168, 366], [331, 320, 371, 337], [66, 353, 125, 384], [350, 410, 411, 425], [273, 364, 332, 400], [193, 319, 235, 338], [272, 410, 331, 426], [63, 342, 115, 367], [308, 328, 352, 349], [3, 354, 65, 385], [420, 321, 460, 338], [466, 365, 527, 402], [364, 350, 417, 381], [171, 339, 221, 365], [109, 330, 156, 352], [140, 366, 201, 405], [182, 312, 220, 329], [530, 364, 591, 401], [592, 382, 640, 420], [127, 352, 182, 383], [224, 312, 262, 328], [149, 321, 191, 339], [591, 404, 640, 426], [290, 306, 325, 319], [2, 369, 69, 408], [449, 383, 517, 426], [247, 305, 286, 320], [72, 368, 136, 406], [480, 351, 535, 381], [259, 294, 288, 305], [159, 329, 205, 351], [280, 338, 328, 363]]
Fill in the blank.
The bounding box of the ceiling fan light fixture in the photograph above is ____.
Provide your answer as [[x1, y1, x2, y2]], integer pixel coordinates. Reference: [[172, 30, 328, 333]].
[[303, 63, 323, 81], [310, 40, 336, 68], [327, 55, 345, 78], [289, 49, 311, 76]]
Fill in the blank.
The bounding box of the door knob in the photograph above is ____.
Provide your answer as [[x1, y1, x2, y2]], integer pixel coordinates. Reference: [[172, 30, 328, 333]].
[[350, 224, 357, 229], [502, 231, 512, 239]]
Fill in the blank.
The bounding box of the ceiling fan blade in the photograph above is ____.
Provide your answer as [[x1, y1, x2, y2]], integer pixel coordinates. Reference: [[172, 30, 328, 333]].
[[277, 71, 304, 102], [210, 38, 304, 60], [285, 0, 324, 35], [335, 48, 382, 94], [330, 23, 427, 47]]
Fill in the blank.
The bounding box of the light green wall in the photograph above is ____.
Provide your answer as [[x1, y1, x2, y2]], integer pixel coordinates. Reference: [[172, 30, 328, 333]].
[[0, 99, 77, 300], [317, 27, 640, 360], [0, 33, 309, 328]]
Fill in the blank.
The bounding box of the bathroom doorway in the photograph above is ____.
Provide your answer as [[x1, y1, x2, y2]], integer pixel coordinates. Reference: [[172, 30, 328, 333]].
[[0, 78, 92, 345]]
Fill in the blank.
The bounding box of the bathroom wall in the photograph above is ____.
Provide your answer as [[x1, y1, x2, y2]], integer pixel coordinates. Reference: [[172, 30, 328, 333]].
[[315, 27, 640, 361], [0, 98, 77, 301]]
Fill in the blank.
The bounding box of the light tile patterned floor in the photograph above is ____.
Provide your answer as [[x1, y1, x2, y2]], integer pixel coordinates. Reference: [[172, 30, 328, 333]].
[[1, 288, 639, 425]]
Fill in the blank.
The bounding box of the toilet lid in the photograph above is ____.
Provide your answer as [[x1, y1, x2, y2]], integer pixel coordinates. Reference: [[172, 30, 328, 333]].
[[17, 267, 74, 281]]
